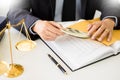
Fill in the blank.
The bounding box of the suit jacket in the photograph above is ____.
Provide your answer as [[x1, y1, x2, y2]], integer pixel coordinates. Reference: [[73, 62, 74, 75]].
[[7, 0, 88, 40], [86, 0, 120, 28], [0, 16, 8, 41], [7, 0, 120, 40]]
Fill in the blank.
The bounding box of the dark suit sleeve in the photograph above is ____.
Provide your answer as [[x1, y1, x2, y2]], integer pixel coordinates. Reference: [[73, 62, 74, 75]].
[[86, 0, 120, 29], [99, 0, 120, 29], [7, 0, 40, 40], [100, 9, 120, 30], [0, 16, 8, 41], [117, 17, 120, 29]]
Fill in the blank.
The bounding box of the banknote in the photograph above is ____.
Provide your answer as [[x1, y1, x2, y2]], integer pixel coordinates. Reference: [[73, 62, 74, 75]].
[[61, 28, 89, 38]]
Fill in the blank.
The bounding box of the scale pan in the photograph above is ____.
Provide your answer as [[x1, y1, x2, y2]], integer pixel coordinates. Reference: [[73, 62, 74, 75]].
[[15, 40, 36, 51], [5, 64, 24, 78]]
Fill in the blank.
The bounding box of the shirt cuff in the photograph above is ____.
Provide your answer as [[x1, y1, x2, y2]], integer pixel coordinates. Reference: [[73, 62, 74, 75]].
[[103, 16, 118, 27], [29, 20, 39, 35]]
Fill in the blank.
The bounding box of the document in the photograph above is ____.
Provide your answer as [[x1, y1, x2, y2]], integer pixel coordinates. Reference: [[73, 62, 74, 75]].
[[43, 19, 120, 71]]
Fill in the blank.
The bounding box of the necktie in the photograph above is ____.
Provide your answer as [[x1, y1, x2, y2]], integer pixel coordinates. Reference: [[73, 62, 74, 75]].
[[62, 0, 76, 21]]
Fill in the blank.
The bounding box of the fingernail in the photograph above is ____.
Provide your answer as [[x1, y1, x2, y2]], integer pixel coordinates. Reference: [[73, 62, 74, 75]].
[[107, 39, 110, 42], [98, 38, 102, 41], [91, 36, 95, 40]]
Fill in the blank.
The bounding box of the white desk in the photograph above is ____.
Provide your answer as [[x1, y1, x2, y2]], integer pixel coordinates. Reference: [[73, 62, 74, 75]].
[[0, 22, 120, 80]]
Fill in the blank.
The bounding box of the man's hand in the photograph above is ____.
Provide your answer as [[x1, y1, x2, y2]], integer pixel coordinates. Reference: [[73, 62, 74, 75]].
[[87, 18, 115, 42], [32, 20, 64, 41]]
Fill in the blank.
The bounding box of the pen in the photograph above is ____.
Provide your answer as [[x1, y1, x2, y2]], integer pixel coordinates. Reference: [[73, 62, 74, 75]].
[[48, 54, 67, 75]]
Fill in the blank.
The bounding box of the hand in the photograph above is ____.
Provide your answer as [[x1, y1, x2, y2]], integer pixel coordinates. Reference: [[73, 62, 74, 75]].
[[33, 20, 64, 41], [87, 19, 115, 42]]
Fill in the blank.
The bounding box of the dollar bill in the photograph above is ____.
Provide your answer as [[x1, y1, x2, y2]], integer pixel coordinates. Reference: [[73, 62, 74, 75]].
[[61, 28, 89, 39]]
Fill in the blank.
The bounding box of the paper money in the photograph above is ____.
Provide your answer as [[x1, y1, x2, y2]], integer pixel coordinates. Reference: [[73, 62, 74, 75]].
[[61, 28, 89, 38]]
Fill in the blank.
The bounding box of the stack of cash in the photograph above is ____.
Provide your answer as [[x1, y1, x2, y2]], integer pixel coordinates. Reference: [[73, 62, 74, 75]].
[[61, 28, 89, 39]]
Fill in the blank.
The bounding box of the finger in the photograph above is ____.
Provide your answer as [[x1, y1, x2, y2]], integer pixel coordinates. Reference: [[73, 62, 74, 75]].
[[44, 36, 56, 41], [50, 21, 63, 29], [87, 24, 93, 31], [42, 35, 56, 41], [46, 29, 58, 37], [47, 24, 63, 35], [88, 22, 101, 36], [91, 25, 105, 40], [49, 21, 64, 35], [40, 30, 57, 41], [107, 31, 112, 42], [98, 29, 109, 42]]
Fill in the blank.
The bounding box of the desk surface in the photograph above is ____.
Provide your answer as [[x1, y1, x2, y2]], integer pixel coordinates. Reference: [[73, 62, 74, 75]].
[[0, 22, 120, 80]]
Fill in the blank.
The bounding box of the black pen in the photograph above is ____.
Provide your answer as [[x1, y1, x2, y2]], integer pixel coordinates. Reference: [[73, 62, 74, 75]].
[[48, 54, 67, 75]]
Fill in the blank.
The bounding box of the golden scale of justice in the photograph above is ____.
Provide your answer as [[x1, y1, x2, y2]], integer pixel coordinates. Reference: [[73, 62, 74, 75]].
[[0, 19, 36, 78]]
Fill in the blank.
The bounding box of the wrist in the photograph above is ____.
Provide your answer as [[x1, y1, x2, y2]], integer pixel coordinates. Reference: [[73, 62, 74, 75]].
[[103, 16, 118, 27], [103, 18, 115, 27], [32, 20, 42, 33]]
